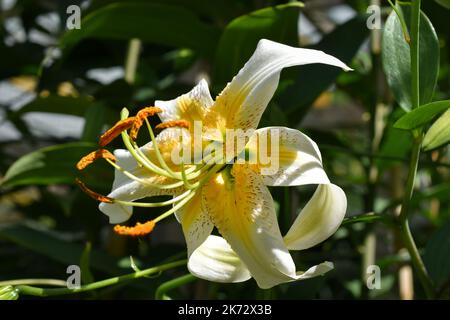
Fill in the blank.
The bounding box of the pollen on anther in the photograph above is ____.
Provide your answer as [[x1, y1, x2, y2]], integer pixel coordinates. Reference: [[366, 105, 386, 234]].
[[130, 107, 162, 140], [77, 149, 116, 171], [75, 178, 113, 203], [99, 117, 136, 147], [155, 120, 190, 131], [113, 220, 155, 237]]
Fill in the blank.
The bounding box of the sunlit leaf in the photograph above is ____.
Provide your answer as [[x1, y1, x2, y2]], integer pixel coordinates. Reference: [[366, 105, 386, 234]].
[[1, 142, 109, 188], [394, 100, 450, 130], [382, 5, 439, 111]]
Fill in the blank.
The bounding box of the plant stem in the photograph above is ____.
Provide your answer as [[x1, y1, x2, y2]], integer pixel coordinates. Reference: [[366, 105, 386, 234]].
[[398, 133, 422, 222], [399, 218, 434, 298], [395, 0, 435, 299], [16, 259, 187, 297], [0, 279, 67, 287], [124, 38, 141, 84], [155, 274, 196, 300], [410, 0, 421, 110]]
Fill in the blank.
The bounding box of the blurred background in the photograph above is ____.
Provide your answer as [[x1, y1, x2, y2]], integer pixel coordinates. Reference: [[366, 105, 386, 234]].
[[0, 0, 449, 299]]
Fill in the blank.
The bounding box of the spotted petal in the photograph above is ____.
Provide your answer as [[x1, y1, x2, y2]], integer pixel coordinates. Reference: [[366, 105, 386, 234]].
[[175, 189, 214, 258], [202, 165, 296, 289]]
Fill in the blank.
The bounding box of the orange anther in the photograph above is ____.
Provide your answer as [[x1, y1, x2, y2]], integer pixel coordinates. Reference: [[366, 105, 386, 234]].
[[75, 178, 113, 203], [155, 120, 190, 131], [113, 220, 155, 237], [99, 117, 136, 147], [130, 107, 162, 140], [76, 149, 116, 171]]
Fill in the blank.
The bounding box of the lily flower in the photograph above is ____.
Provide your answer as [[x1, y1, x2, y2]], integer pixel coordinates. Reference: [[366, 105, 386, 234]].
[[77, 39, 349, 288]]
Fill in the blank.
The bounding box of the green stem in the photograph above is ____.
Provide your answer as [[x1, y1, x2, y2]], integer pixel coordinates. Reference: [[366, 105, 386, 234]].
[[16, 259, 187, 297], [395, 0, 435, 299], [398, 133, 422, 222], [155, 274, 196, 300], [410, 0, 421, 110], [399, 218, 434, 298], [0, 279, 67, 287], [124, 38, 141, 84]]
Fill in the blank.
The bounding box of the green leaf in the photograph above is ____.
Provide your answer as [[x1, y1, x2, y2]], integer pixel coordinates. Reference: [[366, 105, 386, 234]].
[[279, 15, 369, 123], [342, 214, 389, 226], [212, 3, 303, 87], [424, 221, 450, 287], [423, 108, 450, 151], [377, 110, 413, 170], [60, 2, 220, 57], [80, 242, 95, 285], [394, 100, 450, 130], [81, 103, 107, 142], [435, 0, 450, 10], [382, 5, 440, 111], [1, 142, 105, 188], [0, 223, 122, 275], [13, 95, 94, 118]]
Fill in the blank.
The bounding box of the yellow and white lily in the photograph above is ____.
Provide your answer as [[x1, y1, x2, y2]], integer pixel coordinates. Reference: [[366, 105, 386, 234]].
[[77, 39, 349, 289]]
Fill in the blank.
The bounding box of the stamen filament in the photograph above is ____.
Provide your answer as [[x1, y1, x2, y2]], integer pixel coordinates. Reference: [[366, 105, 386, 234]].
[[75, 178, 113, 203], [152, 191, 196, 223], [113, 189, 192, 208], [151, 164, 224, 224], [105, 159, 186, 190]]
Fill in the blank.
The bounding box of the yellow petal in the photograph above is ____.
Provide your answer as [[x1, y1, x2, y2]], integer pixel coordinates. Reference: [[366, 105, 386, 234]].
[[175, 188, 214, 257], [202, 164, 296, 289], [155, 79, 213, 124]]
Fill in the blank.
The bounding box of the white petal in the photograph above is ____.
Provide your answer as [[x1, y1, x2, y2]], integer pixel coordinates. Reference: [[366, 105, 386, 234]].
[[202, 165, 296, 289], [211, 39, 351, 130], [188, 235, 251, 283], [294, 261, 334, 280], [247, 127, 329, 186], [284, 184, 347, 250], [175, 189, 214, 257], [155, 79, 213, 123]]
